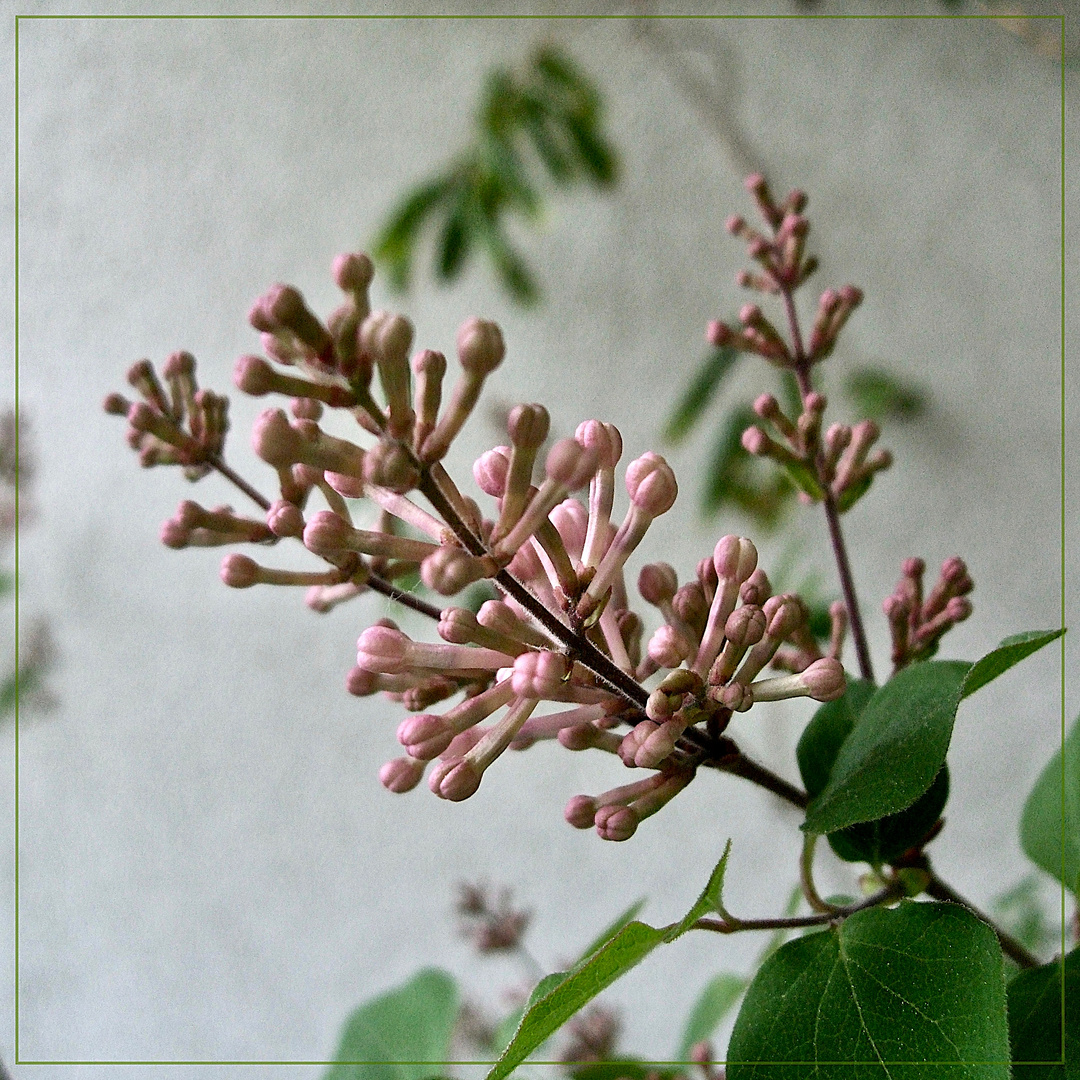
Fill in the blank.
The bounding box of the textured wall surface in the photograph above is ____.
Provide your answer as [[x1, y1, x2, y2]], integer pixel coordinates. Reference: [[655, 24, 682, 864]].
[[4, 3, 1075, 1075]]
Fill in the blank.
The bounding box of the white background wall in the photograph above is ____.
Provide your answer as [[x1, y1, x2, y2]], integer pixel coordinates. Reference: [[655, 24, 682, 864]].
[[3, 2, 1076, 1075]]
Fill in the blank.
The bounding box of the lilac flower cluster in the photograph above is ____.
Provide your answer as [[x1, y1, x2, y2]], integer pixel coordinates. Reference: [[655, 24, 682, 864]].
[[105, 175, 973, 843]]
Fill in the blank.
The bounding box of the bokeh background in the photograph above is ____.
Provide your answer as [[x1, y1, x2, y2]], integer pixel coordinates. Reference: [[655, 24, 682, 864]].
[[4, 3, 1076, 1076]]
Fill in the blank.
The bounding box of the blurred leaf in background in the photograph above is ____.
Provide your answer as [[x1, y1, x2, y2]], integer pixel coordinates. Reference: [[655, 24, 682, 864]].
[[372, 44, 618, 305]]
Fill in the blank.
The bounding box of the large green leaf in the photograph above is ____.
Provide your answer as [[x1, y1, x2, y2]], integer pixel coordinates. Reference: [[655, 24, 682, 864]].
[[324, 968, 458, 1080], [798, 680, 950, 864], [575, 898, 646, 964], [1021, 713, 1080, 897], [676, 972, 747, 1060], [484, 845, 731, 1080], [663, 346, 740, 444], [796, 679, 877, 799], [804, 661, 969, 835], [1007, 947, 1078, 1077], [961, 629, 1064, 700], [727, 901, 1010, 1078]]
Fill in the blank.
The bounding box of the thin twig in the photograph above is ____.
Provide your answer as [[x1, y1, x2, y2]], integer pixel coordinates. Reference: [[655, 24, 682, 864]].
[[780, 288, 875, 684], [694, 880, 902, 935]]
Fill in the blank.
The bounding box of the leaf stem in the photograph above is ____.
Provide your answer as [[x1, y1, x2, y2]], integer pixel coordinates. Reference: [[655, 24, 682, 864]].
[[694, 879, 903, 935], [800, 832, 840, 913]]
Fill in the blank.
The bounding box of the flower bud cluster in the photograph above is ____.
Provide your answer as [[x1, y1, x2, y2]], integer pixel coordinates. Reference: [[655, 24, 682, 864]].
[[103, 353, 228, 478], [884, 556, 974, 670], [106, 245, 853, 846], [710, 174, 863, 369], [741, 393, 891, 512]]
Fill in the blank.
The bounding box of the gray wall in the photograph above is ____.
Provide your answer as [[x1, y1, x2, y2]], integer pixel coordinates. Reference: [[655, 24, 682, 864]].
[[5, 3, 1075, 1074]]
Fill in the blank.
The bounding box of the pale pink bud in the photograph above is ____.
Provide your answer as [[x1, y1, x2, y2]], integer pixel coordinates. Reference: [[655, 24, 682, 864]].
[[800, 657, 846, 700], [472, 448, 510, 497], [421, 547, 494, 595], [545, 438, 599, 491], [595, 804, 638, 841], [363, 440, 420, 494], [550, 499, 588, 559], [333, 252, 374, 293], [356, 625, 411, 673], [647, 624, 691, 669], [511, 650, 570, 698], [625, 453, 678, 515], [639, 563, 678, 606], [507, 402, 550, 450], [397, 714, 456, 760], [575, 419, 623, 469], [456, 318, 505, 375], [565, 795, 598, 829], [220, 554, 259, 588], [380, 756, 425, 793], [428, 756, 482, 801]]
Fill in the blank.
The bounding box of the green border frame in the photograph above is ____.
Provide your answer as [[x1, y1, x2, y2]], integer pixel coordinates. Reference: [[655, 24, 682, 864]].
[[11, 8, 1068, 1069]]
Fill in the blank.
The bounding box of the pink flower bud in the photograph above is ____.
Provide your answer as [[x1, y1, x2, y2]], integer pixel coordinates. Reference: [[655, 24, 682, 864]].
[[428, 757, 482, 801], [594, 804, 638, 841], [511, 650, 570, 698], [333, 252, 374, 293], [363, 440, 420, 494], [220, 553, 259, 588], [565, 795, 598, 829], [625, 453, 678, 515], [575, 419, 623, 469], [380, 756, 425, 793], [647, 624, 690, 669], [638, 563, 678, 606], [356, 625, 411, 674], [550, 499, 588, 560], [507, 402, 550, 450], [545, 438, 599, 491], [456, 318, 505, 375], [799, 657, 846, 701], [421, 547, 494, 595], [397, 714, 456, 760], [473, 448, 510, 497]]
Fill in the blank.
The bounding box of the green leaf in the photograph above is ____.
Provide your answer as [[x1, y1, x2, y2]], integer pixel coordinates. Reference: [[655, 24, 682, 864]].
[[798, 681, 951, 864], [663, 346, 741, 443], [845, 366, 927, 421], [1007, 947, 1078, 1076], [435, 184, 474, 282], [1021, 713, 1080, 897], [991, 875, 1057, 958], [796, 679, 877, 799], [372, 178, 457, 290], [474, 209, 539, 306], [562, 112, 618, 186], [727, 901, 1010, 1077], [804, 661, 969, 835], [485, 845, 730, 1080], [324, 968, 458, 1080], [961, 628, 1065, 700], [676, 973, 747, 1060], [575, 897, 647, 964], [0, 569, 13, 595], [826, 766, 950, 866]]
